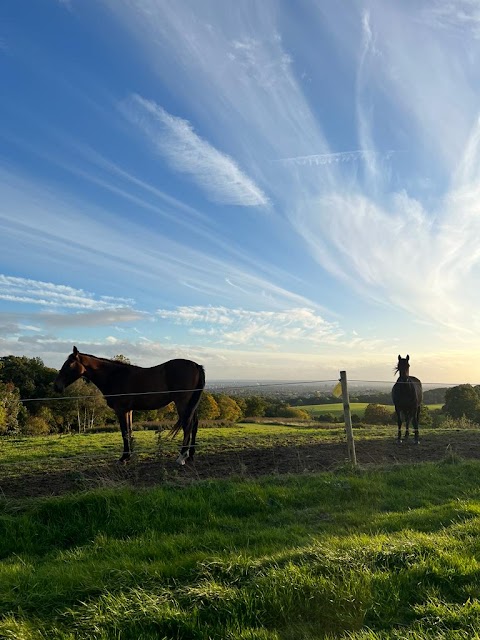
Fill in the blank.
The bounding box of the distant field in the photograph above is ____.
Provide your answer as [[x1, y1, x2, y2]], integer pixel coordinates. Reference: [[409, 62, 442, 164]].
[[301, 402, 443, 418]]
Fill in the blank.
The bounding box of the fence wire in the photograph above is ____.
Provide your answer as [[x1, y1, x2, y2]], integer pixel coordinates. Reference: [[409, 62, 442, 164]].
[[18, 377, 469, 404]]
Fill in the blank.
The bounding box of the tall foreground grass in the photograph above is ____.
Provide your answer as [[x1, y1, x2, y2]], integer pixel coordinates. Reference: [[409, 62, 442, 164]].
[[2, 461, 480, 638]]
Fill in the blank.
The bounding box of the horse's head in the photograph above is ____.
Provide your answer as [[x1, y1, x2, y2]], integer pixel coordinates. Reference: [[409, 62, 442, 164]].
[[54, 346, 87, 392], [395, 354, 410, 380]]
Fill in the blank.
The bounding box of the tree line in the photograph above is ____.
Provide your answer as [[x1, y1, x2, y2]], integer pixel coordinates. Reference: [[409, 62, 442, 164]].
[[0, 355, 310, 435], [0, 355, 478, 435]]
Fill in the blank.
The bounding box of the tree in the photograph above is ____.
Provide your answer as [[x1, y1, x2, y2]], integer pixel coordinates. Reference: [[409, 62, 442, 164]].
[[0, 356, 57, 407], [156, 403, 179, 421], [113, 354, 132, 364], [215, 394, 243, 422], [54, 379, 113, 432], [264, 400, 288, 418], [242, 396, 268, 417], [0, 382, 23, 434], [443, 385, 480, 421], [363, 403, 394, 425], [198, 393, 220, 420]]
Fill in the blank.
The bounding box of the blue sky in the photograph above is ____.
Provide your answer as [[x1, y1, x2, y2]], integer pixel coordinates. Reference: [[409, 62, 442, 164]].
[[1, 0, 480, 384]]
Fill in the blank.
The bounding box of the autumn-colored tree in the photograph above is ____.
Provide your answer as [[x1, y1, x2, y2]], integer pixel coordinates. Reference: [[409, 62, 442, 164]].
[[198, 393, 220, 420], [0, 381, 23, 434], [215, 394, 243, 422]]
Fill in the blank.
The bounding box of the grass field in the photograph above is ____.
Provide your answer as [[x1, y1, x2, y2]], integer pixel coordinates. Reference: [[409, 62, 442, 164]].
[[2, 460, 480, 638], [0, 421, 446, 481], [1, 423, 480, 638], [0, 425, 344, 480], [301, 403, 444, 418]]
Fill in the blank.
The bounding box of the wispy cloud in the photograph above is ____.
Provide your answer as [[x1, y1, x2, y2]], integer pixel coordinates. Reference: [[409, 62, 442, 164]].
[[122, 94, 270, 207], [356, 9, 380, 187], [155, 305, 377, 349], [278, 150, 397, 167], [0, 275, 134, 310], [104, 0, 331, 191], [284, 3, 480, 331], [422, 0, 480, 38], [0, 166, 328, 314]]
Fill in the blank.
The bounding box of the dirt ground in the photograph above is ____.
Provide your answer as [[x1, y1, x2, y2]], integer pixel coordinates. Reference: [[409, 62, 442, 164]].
[[0, 430, 478, 500]]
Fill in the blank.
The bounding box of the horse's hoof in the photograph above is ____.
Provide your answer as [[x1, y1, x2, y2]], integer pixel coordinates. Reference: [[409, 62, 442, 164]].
[[175, 453, 188, 466], [414, 440, 420, 445], [396, 438, 402, 444], [118, 456, 131, 465]]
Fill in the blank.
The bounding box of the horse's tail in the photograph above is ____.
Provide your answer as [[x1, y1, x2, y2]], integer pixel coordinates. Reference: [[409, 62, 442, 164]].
[[171, 364, 205, 437]]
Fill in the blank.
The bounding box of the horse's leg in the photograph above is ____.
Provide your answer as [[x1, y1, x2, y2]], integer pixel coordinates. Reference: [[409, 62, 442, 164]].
[[118, 410, 132, 463], [176, 422, 192, 465], [396, 409, 402, 442], [404, 412, 411, 440], [174, 398, 192, 466], [188, 411, 199, 462], [413, 406, 420, 444]]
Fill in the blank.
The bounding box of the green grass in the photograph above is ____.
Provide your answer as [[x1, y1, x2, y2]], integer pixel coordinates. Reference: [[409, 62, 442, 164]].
[[301, 403, 443, 418], [0, 425, 346, 480], [301, 402, 371, 418], [2, 460, 480, 638], [0, 421, 464, 482]]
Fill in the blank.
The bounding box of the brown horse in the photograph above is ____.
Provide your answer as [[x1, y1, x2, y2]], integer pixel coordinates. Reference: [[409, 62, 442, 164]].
[[54, 347, 205, 464], [392, 354, 423, 443]]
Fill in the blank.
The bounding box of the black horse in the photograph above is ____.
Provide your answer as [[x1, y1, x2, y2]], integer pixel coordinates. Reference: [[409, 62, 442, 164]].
[[54, 347, 205, 464], [392, 354, 423, 443]]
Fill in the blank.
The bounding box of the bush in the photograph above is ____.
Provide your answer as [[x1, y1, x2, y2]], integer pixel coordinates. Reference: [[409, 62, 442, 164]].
[[363, 403, 395, 425], [315, 413, 338, 423], [276, 406, 310, 419], [436, 415, 478, 430], [419, 404, 432, 427], [22, 416, 51, 435]]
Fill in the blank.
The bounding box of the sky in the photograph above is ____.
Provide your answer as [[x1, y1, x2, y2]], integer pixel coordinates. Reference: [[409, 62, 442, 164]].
[[1, 0, 480, 385]]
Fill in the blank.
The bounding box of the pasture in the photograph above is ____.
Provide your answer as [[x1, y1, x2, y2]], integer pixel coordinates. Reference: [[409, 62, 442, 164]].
[[301, 402, 443, 419], [1, 422, 480, 638]]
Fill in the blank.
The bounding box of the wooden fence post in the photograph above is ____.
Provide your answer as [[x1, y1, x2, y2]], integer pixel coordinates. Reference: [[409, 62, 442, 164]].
[[340, 370, 357, 466]]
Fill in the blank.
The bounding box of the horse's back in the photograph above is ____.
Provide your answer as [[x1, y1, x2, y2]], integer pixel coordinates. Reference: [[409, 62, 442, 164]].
[[151, 358, 204, 390]]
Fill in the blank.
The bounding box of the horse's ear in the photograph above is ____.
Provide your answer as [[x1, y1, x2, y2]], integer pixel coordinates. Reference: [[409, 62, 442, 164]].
[[73, 346, 79, 356], [406, 354, 410, 361], [398, 355, 401, 361]]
